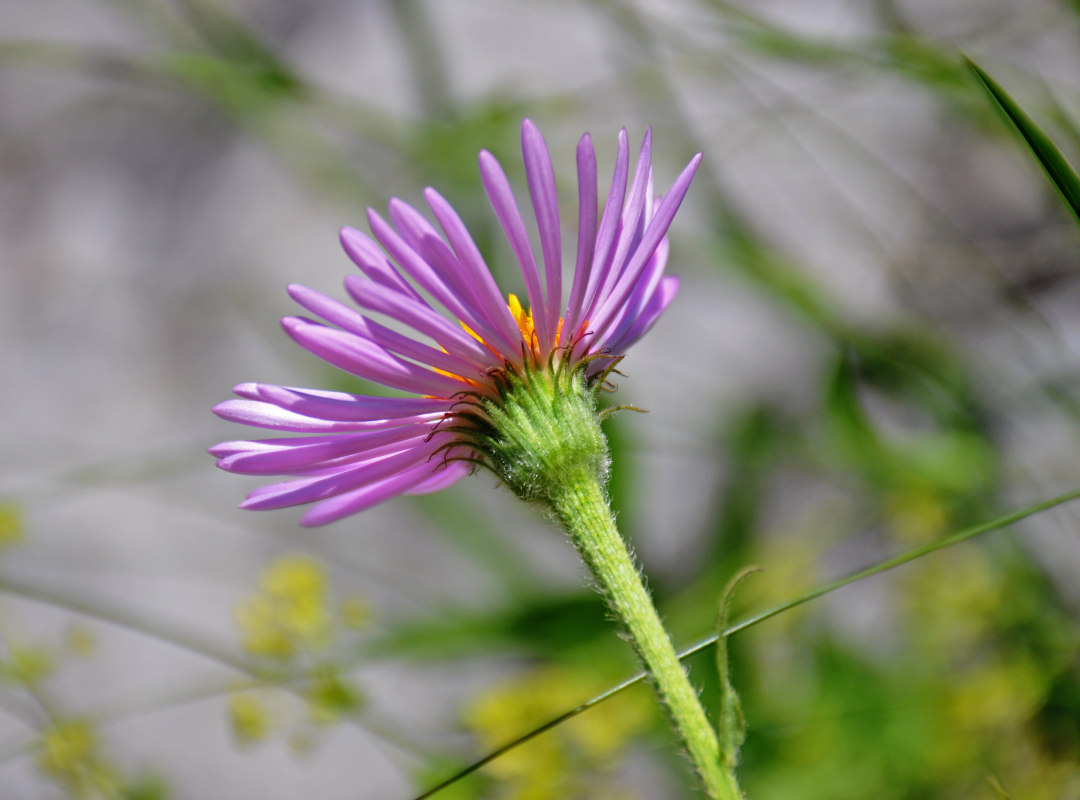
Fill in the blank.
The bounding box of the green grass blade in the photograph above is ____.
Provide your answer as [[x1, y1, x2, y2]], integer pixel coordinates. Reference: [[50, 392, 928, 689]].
[[412, 486, 1080, 799], [715, 566, 761, 768], [964, 54, 1080, 226]]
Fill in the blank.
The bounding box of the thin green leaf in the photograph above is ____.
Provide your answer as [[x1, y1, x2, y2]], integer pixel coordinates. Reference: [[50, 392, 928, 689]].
[[715, 566, 761, 768], [964, 54, 1080, 226], [412, 486, 1080, 799]]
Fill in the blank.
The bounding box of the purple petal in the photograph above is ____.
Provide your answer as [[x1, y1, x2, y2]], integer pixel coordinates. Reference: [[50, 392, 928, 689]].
[[299, 459, 440, 526], [603, 274, 679, 355], [577, 129, 629, 333], [283, 316, 472, 397], [287, 284, 484, 377], [521, 119, 562, 345], [339, 227, 424, 303], [211, 434, 383, 460], [212, 398, 442, 433], [561, 133, 598, 347], [423, 188, 523, 352], [403, 459, 471, 495], [214, 426, 436, 475], [478, 149, 551, 351], [586, 153, 701, 342], [590, 234, 668, 349], [387, 199, 518, 354], [366, 208, 504, 362], [233, 383, 445, 421], [342, 276, 495, 371], [584, 129, 652, 324], [240, 443, 440, 512]]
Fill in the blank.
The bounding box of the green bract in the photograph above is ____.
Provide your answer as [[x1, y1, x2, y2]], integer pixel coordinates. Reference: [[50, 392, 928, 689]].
[[445, 357, 615, 505]]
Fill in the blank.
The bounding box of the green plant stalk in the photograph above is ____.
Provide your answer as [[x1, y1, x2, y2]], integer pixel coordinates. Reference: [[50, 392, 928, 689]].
[[466, 363, 742, 796], [411, 488, 1080, 800], [550, 470, 742, 800]]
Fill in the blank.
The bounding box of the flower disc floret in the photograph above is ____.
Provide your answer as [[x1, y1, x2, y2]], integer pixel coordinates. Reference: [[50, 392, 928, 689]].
[[211, 119, 701, 525]]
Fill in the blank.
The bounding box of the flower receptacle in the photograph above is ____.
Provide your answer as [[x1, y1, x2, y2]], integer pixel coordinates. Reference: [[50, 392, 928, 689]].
[[469, 363, 611, 506]]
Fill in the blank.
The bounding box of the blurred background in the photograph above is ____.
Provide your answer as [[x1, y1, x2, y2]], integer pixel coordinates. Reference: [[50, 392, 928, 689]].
[[2, 0, 1080, 798]]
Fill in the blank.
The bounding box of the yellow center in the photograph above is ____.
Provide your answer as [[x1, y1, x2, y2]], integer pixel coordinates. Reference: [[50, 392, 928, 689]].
[[434, 295, 576, 393], [507, 293, 536, 346]]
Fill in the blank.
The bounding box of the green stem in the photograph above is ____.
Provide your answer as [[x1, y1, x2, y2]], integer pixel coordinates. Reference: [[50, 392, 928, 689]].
[[550, 471, 743, 800]]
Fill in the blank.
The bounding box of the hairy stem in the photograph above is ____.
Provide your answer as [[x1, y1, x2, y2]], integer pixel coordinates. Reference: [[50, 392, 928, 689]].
[[550, 471, 743, 799]]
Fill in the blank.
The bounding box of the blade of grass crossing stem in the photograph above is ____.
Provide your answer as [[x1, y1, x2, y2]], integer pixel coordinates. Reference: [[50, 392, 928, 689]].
[[964, 54, 1080, 227], [413, 486, 1080, 799]]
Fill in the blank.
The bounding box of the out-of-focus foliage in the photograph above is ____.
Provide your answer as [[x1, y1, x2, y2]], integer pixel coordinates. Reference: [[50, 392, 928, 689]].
[[0, 503, 23, 552], [459, 662, 655, 800], [0, 604, 165, 798], [37, 720, 121, 798], [227, 554, 369, 750], [2, 0, 1080, 798]]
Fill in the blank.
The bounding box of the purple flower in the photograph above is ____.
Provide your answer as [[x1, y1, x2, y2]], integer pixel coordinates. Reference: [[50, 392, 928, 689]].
[[211, 120, 701, 526]]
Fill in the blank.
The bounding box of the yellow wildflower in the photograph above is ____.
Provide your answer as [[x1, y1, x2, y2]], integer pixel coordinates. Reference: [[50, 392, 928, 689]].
[[235, 555, 332, 659], [0, 501, 23, 551], [228, 693, 273, 745], [463, 663, 652, 799]]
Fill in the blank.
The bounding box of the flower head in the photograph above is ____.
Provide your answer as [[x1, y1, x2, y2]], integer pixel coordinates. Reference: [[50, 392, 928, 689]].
[[211, 119, 700, 526]]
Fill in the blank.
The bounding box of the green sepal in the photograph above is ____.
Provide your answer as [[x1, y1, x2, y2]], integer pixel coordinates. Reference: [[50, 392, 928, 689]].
[[715, 565, 762, 769], [469, 363, 610, 505]]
